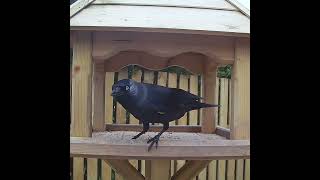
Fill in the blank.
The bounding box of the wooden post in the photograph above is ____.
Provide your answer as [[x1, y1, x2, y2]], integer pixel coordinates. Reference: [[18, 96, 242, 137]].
[[201, 59, 218, 133], [71, 31, 93, 180], [92, 62, 105, 131], [230, 38, 250, 180], [146, 160, 171, 180], [230, 38, 250, 140]]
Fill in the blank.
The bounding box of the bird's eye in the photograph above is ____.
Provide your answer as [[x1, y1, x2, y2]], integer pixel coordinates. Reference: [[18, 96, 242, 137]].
[[125, 86, 129, 91]]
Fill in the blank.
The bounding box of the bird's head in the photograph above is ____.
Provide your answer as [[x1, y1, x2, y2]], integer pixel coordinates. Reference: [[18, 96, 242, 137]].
[[111, 79, 136, 97]]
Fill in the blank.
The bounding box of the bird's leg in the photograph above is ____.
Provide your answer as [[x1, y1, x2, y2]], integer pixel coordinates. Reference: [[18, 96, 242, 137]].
[[147, 122, 169, 151], [132, 122, 149, 139]]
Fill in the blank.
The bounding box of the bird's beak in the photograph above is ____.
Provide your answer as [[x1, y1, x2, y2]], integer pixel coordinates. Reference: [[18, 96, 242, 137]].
[[111, 87, 120, 96]]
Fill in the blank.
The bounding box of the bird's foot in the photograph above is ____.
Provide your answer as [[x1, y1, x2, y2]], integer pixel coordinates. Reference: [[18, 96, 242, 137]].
[[147, 135, 160, 151]]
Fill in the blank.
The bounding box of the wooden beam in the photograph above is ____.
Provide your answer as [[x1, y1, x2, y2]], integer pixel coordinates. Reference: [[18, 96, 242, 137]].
[[70, 0, 95, 18], [171, 160, 211, 180], [145, 160, 171, 180], [215, 126, 230, 139], [230, 38, 250, 140], [201, 60, 218, 133], [104, 124, 201, 133], [226, 0, 250, 18], [71, 31, 93, 137], [104, 159, 145, 180], [70, 5, 250, 36], [92, 62, 105, 131], [93, 0, 238, 11], [70, 31, 93, 180], [70, 131, 250, 160]]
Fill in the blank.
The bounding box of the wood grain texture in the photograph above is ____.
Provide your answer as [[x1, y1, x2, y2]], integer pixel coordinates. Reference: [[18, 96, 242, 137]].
[[71, 131, 250, 160], [70, 5, 250, 36], [92, 62, 105, 131], [93, 0, 238, 11], [93, 31, 235, 65], [104, 160, 144, 180], [230, 38, 250, 140], [171, 160, 211, 180]]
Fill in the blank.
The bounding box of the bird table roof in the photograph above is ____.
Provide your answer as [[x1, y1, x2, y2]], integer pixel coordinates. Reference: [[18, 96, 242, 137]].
[[70, 0, 250, 37]]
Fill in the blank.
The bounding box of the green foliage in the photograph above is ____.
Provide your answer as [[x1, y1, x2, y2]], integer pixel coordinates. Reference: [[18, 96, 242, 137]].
[[217, 65, 232, 79]]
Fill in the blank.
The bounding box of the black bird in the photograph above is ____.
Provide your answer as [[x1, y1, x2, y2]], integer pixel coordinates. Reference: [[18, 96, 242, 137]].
[[111, 79, 219, 151]]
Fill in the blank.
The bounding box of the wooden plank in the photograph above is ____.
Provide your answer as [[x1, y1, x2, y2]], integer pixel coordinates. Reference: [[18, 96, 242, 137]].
[[87, 158, 98, 180], [71, 31, 93, 180], [218, 160, 226, 180], [168, 72, 177, 126], [71, 5, 250, 36], [189, 75, 199, 126], [105, 72, 115, 124], [93, 31, 235, 65], [103, 72, 113, 180], [230, 38, 250, 140], [208, 160, 217, 180], [104, 160, 144, 180], [201, 61, 218, 133], [71, 132, 250, 160], [73, 157, 84, 180], [235, 160, 244, 180], [130, 68, 142, 124], [93, 0, 238, 11], [215, 126, 230, 139], [219, 78, 229, 128], [225, 0, 250, 18], [102, 160, 111, 180], [105, 124, 202, 133], [227, 160, 236, 180], [244, 159, 250, 180], [92, 62, 105, 131], [116, 68, 128, 125], [176, 74, 188, 173], [172, 160, 211, 180], [71, 31, 93, 137], [70, 0, 95, 17], [198, 167, 207, 180], [145, 160, 170, 180]]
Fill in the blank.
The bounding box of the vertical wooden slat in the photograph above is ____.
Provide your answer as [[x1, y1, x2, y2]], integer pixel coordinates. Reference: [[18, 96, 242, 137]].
[[217, 78, 228, 180], [217, 160, 226, 180], [208, 160, 217, 180], [168, 72, 178, 127], [219, 78, 229, 128], [92, 62, 105, 131], [176, 74, 188, 173], [116, 68, 129, 125], [235, 160, 244, 180], [227, 160, 236, 180], [244, 159, 250, 180], [102, 72, 114, 180], [189, 75, 198, 126], [87, 158, 98, 180], [201, 60, 218, 133], [71, 32, 93, 180]]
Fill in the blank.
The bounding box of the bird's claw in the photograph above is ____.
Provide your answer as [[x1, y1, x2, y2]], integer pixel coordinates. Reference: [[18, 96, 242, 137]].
[[147, 136, 160, 151]]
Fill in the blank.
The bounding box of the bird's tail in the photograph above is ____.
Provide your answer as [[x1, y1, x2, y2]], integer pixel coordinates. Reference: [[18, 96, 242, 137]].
[[187, 102, 220, 111]]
